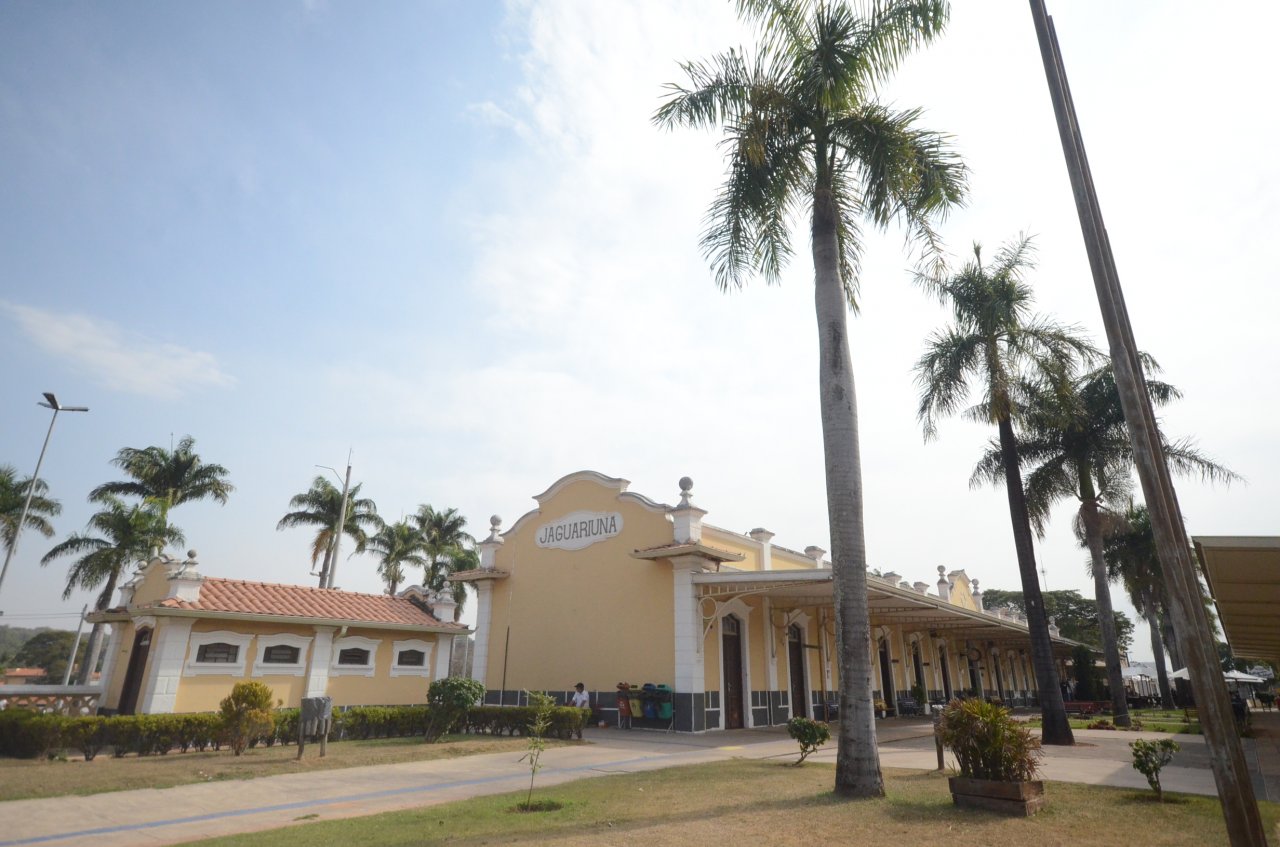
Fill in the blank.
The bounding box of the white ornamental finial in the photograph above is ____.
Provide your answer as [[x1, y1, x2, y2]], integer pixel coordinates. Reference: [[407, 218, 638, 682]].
[[486, 515, 502, 542], [678, 476, 694, 508]]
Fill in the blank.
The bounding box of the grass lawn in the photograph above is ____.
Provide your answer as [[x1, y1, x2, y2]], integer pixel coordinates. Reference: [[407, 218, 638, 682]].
[[1023, 709, 1201, 734], [179, 759, 1280, 847], [0, 735, 551, 801]]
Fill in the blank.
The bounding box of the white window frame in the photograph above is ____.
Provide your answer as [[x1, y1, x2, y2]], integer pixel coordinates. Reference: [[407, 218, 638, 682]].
[[185, 630, 253, 677], [330, 635, 380, 677], [252, 633, 313, 677], [390, 639, 434, 678]]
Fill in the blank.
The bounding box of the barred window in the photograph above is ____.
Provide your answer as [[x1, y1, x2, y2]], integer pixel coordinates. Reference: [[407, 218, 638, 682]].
[[262, 645, 301, 664], [196, 642, 238, 664], [397, 649, 425, 667], [337, 648, 371, 666]]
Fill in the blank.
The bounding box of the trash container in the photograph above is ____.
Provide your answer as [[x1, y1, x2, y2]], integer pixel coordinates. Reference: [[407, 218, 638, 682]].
[[656, 684, 673, 720], [642, 683, 658, 719]]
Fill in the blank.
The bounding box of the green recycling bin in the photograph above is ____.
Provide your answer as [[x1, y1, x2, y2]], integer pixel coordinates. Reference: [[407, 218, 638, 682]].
[[657, 684, 673, 719]]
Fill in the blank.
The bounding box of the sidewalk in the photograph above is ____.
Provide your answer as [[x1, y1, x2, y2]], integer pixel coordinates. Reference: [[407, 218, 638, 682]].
[[0, 721, 1257, 847]]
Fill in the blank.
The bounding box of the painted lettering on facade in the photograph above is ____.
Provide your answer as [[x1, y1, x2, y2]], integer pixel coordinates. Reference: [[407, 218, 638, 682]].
[[535, 510, 623, 551]]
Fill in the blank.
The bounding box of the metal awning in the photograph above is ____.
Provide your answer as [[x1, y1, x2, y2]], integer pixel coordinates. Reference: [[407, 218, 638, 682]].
[[1195, 536, 1280, 663], [691, 569, 1080, 653]]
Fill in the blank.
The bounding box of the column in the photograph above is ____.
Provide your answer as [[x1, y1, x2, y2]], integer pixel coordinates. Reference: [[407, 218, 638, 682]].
[[139, 618, 193, 714], [433, 633, 452, 682], [471, 581, 495, 689], [305, 626, 336, 698], [672, 556, 706, 732]]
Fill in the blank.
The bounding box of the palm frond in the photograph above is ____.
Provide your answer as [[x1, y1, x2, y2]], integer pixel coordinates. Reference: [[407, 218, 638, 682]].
[[914, 326, 982, 440]]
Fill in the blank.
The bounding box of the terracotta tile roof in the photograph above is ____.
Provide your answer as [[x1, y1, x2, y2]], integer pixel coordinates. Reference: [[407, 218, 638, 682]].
[[2, 668, 46, 679], [138, 578, 464, 630]]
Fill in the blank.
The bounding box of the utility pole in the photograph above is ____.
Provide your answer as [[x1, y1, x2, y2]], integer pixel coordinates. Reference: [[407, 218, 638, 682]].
[[1027, 3, 1267, 843], [326, 455, 352, 590], [61, 604, 89, 686]]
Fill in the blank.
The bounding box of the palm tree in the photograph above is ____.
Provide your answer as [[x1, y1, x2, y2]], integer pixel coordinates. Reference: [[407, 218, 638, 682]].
[[1103, 503, 1173, 708], [277, 476, 381, 586], [1, 465, 61, 558], [366, 519, 428, 596], [914, 235, 1093, 745], [1002, 359, 1238, 725], [654, 0, 965, 797], [90, 436, 233, 537], [413, 505, 474, 618], [42, 495, 183, 684]]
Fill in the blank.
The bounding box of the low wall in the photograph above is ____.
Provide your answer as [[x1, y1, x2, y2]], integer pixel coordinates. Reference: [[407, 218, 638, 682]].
[[0, 685, 104, 715]]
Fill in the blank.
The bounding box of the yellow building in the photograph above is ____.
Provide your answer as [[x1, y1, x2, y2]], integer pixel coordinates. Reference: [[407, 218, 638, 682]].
[[454, 470, 1077, 732], [89, 552, 466, 714]]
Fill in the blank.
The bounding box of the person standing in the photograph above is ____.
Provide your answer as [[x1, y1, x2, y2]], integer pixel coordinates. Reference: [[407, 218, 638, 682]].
[[571, 682, 590, 738]]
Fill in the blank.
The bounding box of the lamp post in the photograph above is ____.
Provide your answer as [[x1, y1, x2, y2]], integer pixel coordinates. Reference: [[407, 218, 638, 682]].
[[0, 393, 89, 600], [316, 453, 352, 590]]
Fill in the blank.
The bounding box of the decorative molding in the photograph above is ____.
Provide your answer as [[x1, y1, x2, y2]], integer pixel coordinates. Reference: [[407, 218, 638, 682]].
[[185, 630, 252, 677], [331, 635, 380, 677], [251, 633, 313, 677], [532, 470, 630, 504], [390, 639, 434, 677]]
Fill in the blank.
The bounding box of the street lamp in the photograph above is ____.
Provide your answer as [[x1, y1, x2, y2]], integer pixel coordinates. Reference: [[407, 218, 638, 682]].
[[0, 393, 89, 599]]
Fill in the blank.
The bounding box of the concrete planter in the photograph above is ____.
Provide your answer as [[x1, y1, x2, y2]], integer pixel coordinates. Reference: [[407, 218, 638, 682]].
[[948, 776, 1045, 816]]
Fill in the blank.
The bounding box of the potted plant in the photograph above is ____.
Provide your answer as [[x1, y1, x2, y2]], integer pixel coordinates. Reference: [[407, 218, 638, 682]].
[[938, 698, 1045, 816], [874, 699, 888, 719]]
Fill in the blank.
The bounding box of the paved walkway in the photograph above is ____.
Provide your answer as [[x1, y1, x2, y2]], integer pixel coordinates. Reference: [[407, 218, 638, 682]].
[[0, 719, 1269, 847]]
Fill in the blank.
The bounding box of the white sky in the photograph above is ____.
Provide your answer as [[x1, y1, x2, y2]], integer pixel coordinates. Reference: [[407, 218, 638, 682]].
[[2, 1, 1276, 665]]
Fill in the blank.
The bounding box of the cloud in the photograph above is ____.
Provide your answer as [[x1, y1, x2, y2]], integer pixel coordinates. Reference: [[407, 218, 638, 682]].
[[1, 301, 235, 399]]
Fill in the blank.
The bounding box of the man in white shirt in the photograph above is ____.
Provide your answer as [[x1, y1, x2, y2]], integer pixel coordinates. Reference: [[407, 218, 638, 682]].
[[571, 682, 590, 737]]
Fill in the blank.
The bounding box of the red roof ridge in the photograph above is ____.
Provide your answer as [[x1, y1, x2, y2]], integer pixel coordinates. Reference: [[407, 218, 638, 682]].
[[201, 576, 407, 602]]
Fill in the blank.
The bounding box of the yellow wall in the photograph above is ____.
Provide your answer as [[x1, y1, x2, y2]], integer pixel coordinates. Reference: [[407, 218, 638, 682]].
[[324, 628, 440, 707], [485, 477, 676, 693]]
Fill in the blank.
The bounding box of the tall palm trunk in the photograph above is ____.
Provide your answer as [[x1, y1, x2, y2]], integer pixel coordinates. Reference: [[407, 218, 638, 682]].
[[75, 567, 122, 686], [1078, 471, 1130, 726], [996, 416, 1073, 744], [1161, 615, 1182, 672], [813, 162, 882, 797], [1144, 594, 1173, 709]]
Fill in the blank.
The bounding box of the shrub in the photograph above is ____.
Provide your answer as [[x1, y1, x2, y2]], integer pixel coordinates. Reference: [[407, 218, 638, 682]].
[[465, 705, 586, 738], [786, 716, 830, 765], [425, 677, 485, 742], [219, 682, 276, 756], [0, 710, 63, 759], [938, 698, 1041, 782], [1087, 718, 1115, 730], [1131, 738, 1179, 801], [61, 716, 106, 761]]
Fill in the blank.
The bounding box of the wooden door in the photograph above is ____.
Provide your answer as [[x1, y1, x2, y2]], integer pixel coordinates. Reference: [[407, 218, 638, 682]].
[[787, 624, 807, 719], [117, 627, 152, 715], [722, 615, 744, 729], [878, 639, 895, 705]]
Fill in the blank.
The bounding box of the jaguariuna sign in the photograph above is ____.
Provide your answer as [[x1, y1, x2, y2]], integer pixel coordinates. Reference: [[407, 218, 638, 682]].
[[535, 510, 623, 551]]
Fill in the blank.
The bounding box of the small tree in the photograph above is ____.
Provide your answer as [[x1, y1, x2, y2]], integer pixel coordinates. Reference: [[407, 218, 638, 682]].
[[424, 676, 484, 742], [1130, 738, 1179, 801], [517, 691, 555, 811], [938, 698, 1042, 782], [219, 682, 275, 756], [787, 717, 831, 766]]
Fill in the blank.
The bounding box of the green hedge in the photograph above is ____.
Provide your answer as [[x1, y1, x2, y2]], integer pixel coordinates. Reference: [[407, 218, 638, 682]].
[[0, 701, 589, 759], [465, 706, 588, 739]]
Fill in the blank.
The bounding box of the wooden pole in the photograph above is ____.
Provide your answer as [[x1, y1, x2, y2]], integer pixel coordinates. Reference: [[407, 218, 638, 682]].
[[1027, 3, 1267, 843]]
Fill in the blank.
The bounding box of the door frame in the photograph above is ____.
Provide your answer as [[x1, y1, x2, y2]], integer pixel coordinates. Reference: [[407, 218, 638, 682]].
[[786, 622, 809, 719], [117, 626, 153, 715], [715, 598, 753, 730]]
